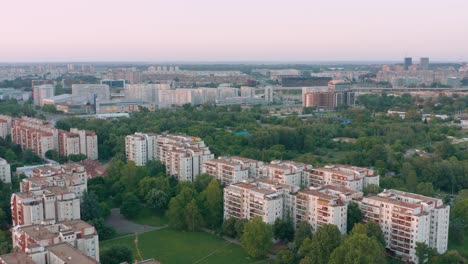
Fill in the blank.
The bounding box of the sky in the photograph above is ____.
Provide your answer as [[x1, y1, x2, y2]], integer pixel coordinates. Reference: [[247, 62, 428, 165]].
[[1, 0, 467, 62]]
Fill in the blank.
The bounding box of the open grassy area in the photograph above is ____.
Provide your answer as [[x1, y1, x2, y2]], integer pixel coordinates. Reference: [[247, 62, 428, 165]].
[[131, 207, 169, 227], [101, 228, 270, 264]]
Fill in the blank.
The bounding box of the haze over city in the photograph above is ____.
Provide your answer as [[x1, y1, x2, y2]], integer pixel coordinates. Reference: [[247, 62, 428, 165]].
[[1, 0, 468, 62]]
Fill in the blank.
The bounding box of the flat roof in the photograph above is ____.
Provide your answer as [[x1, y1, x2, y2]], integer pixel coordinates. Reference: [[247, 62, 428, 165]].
[[21, 225, 56, 241], [0, 252, 36, 264], [46, 243, 98, 264], [366, 195, 421, 209]]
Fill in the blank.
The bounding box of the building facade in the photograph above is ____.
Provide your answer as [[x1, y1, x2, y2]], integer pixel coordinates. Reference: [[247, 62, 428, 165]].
[[359, 189, 449, 262], [0, 158, 11, 183], [307, 164, 379, 192]]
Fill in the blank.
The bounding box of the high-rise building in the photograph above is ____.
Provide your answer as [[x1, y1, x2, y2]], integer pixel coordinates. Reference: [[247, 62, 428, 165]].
[[0, 114, 12, 138], [154, 134, 214, 181], [202, 156, 263, 185], [293, 185, 362, 234], [69, 128, 99, 160], [33, 84, 55, 106], [420, 57, 429, 70], [359, 189, 449, 262], [125, 133, 157, 166], [404, 57, 413, 70], [0, 158, 11, 183]]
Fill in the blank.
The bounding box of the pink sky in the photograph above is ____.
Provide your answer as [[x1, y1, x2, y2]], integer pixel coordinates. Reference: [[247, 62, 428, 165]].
[[1, 0, 467, 62]]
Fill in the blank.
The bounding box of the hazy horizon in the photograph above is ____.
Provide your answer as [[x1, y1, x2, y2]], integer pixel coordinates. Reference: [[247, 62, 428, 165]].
[[1, 0, 467, 62]]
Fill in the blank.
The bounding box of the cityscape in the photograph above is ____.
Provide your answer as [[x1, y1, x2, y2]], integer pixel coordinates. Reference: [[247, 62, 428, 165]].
[[0, 1, 467, 264]]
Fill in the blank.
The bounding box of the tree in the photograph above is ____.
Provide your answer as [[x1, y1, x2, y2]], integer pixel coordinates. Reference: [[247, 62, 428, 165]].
[[4, 149, 17, 163], [329, 234, 386, 264], [80, 191, 102, 221], [185, 199, 203, 231], [235, 218, 248, 238], [347, 202, 363, 233], [451, 198, 468, 233], [204, 179, 224, 229], [306, 224, 341, 264], [415, 242, 437, 264], [415, 182, 435, 197], [449, 217, 464, 244], [433, 251, 464, 264], [294, 221, 312, 248], [194, 173, 214, 192], [145, 188, 169, 212], [275, 249, 295, 264], [167, 187, 195, 230], [241, 217, 273, 258], [100, 245, 133, 264], [90, 218, 116, 241], [120, 193, 141, 219], [351, 222, 385, 248], [223, 218, 238, 238], [363, 184, 381, 196], [273, 218, 294, 242], [299, 256, 312, 264]]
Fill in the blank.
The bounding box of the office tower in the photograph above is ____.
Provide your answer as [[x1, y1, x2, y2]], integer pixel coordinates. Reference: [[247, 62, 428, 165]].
[[420, 57, 429, 70], [404, 57, 412, 70]]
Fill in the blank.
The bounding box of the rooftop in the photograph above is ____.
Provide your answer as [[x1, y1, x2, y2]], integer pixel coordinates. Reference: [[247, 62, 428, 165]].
[[46, 243, 98, 264], [0, 252, 36, 264]]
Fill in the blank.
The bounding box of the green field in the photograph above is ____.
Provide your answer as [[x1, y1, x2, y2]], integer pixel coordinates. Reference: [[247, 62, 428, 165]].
[[101, 228, 270, 264]]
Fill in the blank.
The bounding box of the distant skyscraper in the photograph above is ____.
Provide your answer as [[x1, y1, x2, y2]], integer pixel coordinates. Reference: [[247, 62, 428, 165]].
[[420, 57, 429, 70], [404, 57, 412, 70]]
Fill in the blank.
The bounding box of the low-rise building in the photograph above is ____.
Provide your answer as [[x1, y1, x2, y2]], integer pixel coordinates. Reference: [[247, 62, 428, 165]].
[[359, 189, 449, 262]]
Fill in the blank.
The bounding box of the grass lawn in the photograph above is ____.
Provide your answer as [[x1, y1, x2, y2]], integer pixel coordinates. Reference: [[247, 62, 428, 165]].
[[101, 228, 270, 264], [131, 207, 169, 227]]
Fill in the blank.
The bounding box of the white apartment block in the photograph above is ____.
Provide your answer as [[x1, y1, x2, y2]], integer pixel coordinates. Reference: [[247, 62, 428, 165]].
[[258, 160, 312, 188], [125, 133, 157, 166], [125, 83, 170, 103], [71, 84, 110, 102], [155, 134, 214, 181], [224, 181, 283, 224], [307, 164, 379, 192], [10, 186, 81, 226], [0, 158, 11, 183], [33, 84, 55, 106], [0, 114, 12, 138], [359, 189, 450, 263], [22, 164, 88, 196], [69, 128, 98, 160], [293, 185, 363, 234], [11, 220, 99, 263], [202, 156, 263, 185]]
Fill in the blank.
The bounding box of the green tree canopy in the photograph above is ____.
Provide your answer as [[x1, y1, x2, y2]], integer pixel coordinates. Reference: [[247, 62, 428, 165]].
[[240, 217, 273, 258], [329, 233, 386, 264]]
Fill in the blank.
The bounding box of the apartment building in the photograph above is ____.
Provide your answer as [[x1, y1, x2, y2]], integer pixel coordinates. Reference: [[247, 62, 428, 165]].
[[58, 131, 80, 157], [359, 189, 450, 262], [125, 133, 157, 166], [154, 134, 214, 181], [0, 114, 12, 138], [293, 185, 362, 234], [224, 181, 283, 224], [258, 160, 312, 187], [11, 220, 99, 262], [10, 186, 80, 226], [307, 164, 379, 192], [10, 117, 98, 159], [0, 158, 11, 183], [69, 128, 98, 160], [22, 164, 88, 197], [11, 117, 58, 158], [202, 156, 263, 185]]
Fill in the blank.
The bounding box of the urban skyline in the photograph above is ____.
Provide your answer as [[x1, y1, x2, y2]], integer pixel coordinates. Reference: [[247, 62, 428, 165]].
[[1, 0, 467, 62]]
